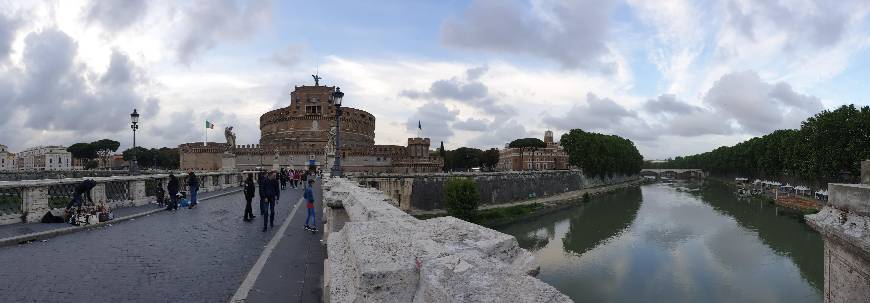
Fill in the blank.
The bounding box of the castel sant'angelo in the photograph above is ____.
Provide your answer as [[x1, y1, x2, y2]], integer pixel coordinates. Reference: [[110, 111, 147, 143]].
[[178, 77, 443, 173]]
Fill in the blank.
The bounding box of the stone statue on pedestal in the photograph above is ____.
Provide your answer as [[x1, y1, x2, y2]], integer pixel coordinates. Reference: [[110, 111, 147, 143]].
[[224, 126, 236, 151], [325, 126, 337, 156]]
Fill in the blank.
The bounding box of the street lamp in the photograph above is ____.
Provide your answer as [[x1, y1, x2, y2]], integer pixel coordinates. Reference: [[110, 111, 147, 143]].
[[330, 87, 345, 177], [130, 109, 140, 175]]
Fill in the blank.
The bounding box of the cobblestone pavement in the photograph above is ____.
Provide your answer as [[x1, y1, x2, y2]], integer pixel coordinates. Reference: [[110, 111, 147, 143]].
[[0, 183, 321, 303]]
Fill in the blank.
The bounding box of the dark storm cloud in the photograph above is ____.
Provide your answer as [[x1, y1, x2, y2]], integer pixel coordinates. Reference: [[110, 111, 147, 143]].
[[83, 0, 149, 32], [176, 0, 271, 64], [441, 0, 616, 71], [703, 71, 822, 134]]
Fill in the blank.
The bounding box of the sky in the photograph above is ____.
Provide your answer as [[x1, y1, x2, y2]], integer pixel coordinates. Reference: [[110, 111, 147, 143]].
[[0, 0, 868, 159]]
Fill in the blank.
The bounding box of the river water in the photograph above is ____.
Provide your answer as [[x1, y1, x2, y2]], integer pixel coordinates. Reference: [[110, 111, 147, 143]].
[[498, 181, 823, 303]]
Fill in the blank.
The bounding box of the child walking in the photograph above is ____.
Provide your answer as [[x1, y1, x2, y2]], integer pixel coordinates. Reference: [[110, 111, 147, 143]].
[[303, 179, 317, 232]]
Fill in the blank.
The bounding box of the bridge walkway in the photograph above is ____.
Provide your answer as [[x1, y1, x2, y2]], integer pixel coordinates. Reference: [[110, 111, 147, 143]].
[[0, 181, 324, 303]]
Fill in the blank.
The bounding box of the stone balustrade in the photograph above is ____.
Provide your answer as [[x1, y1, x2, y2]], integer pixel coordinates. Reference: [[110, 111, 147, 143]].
[[806, 160, 870, 303], [0, 171, 245, 225], [321, 177, 572, 302]]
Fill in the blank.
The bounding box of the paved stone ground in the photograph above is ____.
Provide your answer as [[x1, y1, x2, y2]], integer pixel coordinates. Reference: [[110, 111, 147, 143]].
[[0, 182, 324, 303], [0, 188, 240, 240]]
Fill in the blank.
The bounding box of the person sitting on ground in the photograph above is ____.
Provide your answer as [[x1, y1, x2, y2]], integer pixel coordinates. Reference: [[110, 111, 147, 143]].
[[65, 179, 97, 211]]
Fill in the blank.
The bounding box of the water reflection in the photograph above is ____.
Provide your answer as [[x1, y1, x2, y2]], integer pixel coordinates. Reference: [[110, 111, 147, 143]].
[[498, 183, 823, 303]]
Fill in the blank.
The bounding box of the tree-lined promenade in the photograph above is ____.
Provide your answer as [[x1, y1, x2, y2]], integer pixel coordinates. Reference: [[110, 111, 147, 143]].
[[648, 104, 870, 187]]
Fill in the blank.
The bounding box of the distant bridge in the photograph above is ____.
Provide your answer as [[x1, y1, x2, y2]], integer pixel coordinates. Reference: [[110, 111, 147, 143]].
[[640, 169, 706, 178]]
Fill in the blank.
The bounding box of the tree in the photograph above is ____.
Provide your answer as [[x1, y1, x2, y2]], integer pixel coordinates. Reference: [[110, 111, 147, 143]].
[[508, 138, 546, 149], [84, 160, 99, 170], [67, 143, 97, 160], [480, 148, 500, 170], [443, 178, 479, 222], [444, 147, 483, 171], [560, 129, 643, 178], [92, 139, 120, 168]]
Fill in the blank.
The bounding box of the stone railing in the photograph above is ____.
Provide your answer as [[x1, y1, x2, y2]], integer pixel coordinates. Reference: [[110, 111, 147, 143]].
[[0, 171, 245, 225], [321, 178, 572, 302], [805, 160, 870, 303]]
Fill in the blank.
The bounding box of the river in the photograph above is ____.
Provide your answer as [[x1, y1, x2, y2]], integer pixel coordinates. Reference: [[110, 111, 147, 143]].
[[497, 181, 823, 303]]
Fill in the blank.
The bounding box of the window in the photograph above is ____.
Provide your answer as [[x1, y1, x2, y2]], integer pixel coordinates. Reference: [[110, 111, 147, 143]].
[[305, 105, 322, 115]]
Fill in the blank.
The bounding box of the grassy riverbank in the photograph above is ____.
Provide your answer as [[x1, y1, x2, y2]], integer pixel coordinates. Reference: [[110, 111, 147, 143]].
[[414, 177, 651, 228]]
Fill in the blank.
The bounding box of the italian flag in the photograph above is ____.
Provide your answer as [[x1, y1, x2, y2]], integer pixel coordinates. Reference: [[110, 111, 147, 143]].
[[206, 121, 215, 129]]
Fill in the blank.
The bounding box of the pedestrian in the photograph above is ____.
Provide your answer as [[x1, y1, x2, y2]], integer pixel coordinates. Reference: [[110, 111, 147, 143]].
[[243, 173, 256, 221], [65, 179, 97, 211], [260, 170, 280, 232], [303, 179, 317, 232], [187, 171, 199, 209], [292, 170, 300, 189], [155, 180, 165, 207], [301, 170, 308, 188], [279, 168, 287, 190], [167, 174, 179, 211]]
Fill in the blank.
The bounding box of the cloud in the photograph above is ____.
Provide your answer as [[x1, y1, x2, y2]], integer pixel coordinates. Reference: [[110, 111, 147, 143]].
[[176, 0, 271, 64], [83, 0, 149, 32], [644, 94, 701, 115], [544, 93, 636, 131], [441, 0, 616, 71], [271, 44, 304, 67], [0, 12, 20, 60], [725, 0, 850, 48], [453, 118, 489, 132], [0, 28, 161, 150], [407, 102, 458, 144], [703, 71, 823, 134], [471, 119, 533, 148], [401, 66, 516, 119]]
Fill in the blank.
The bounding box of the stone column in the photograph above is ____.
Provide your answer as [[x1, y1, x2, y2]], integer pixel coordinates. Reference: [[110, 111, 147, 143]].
[[22, 186, 48, 223], [202, 175, 213, 192], [92, 183, 107, 206], [806, 160, 870, 303], [128, 180, 147, 206]]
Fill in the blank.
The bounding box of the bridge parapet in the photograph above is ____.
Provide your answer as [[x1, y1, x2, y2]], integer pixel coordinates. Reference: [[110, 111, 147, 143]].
[[806, 160, 870, 302], [321, 178, 572, 302], [0, 171, 243, 225]]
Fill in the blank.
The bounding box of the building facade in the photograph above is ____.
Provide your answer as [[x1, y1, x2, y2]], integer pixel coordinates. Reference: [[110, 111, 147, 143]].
[[0, 145, 16, 171], [497, 130, 569, 171], [180, 80, 443, 173], [16, 146, 72, 171]]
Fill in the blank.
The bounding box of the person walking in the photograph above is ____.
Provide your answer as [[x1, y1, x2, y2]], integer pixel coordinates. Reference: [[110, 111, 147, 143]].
[[292, 170, 300, 189], [303, 179, 317, 232], [187, 172, 199, 209], [166, 174, 179, 211], [243, 173, 256, 221], [301, 170, 308, 189], [279, 168, 287, 190], [155, 180, 165, 207], [260, 170, 280, 232]]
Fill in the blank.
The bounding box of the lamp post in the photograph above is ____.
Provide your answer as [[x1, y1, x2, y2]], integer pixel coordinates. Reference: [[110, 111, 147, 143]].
[[330, 87, 345, 177], [130, 109, 140, 175]]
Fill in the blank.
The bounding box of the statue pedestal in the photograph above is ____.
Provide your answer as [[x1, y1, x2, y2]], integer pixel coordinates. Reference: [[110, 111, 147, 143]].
[[325, 154, 336, 173], [221, 152, 236, 171]]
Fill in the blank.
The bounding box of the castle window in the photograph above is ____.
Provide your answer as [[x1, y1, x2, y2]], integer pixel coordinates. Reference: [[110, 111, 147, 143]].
[[305, 105, 322, 115]]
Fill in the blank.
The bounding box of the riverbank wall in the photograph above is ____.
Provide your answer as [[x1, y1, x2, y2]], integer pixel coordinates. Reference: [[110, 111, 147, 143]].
[[321, 177, 572, 302], [348, 170, 637, 212], [805, 160, 870, 303]]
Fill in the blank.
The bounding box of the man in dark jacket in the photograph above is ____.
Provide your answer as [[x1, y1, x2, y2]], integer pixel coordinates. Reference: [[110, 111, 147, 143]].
[[65, 179, 97, 211], [166, 174, 180, 211], [187, 172, 199, 209], [243, 173, 256, 221], [259, 170, 281, 232]]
